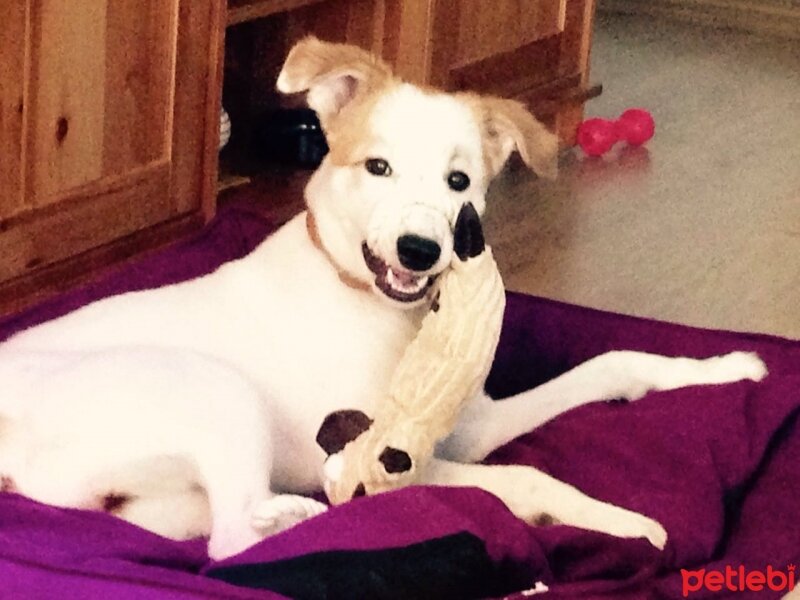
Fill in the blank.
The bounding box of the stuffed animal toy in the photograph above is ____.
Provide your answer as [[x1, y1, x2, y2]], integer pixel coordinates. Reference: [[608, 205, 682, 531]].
[[316, 203, 506, 504]]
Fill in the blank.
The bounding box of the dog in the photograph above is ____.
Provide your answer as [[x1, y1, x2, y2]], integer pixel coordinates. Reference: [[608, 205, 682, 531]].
[[0, 37, 767, 560]]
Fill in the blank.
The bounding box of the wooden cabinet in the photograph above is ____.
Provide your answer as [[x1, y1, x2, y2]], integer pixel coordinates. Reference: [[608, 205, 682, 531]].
[[384, 0, 598, 141], [0, 0, 224, 313], [0, 0, 595, 315], [222, 0, 597, 171]]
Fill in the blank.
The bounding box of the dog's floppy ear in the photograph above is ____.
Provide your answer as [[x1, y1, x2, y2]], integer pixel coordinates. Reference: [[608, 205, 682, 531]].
[[277, 36, 393, 126], [466, 95, 559, 180]]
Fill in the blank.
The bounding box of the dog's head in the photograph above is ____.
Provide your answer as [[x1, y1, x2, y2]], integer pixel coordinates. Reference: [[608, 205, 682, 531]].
[[278, 37, 558, 307]]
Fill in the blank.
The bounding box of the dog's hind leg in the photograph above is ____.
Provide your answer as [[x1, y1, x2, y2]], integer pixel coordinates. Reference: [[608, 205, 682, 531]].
[[194, 417, 275, 560], [418, 458, 667, 549], [441, 350, 767, 462], [203, 472, 270, 560], [114, 487, 212, 541]]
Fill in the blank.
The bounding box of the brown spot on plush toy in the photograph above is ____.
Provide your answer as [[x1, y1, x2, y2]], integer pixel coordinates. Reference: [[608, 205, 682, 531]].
[[378, 447, 413, 474], [316, 203, 505, 502], [316, 410, 374, 455]]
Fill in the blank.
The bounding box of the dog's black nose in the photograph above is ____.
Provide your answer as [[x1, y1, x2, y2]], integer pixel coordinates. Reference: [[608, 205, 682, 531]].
[[397, 235, 441, 271]]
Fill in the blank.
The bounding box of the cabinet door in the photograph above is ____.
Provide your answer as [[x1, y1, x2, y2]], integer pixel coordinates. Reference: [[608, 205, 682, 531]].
[[384, 0, 595, 142], [0, 0, 222, 288], [452, 0, 566, 69], [386, 0, 566, 88]]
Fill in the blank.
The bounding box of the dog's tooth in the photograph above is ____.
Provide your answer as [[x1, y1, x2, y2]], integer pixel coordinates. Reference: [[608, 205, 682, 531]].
[[385, 267, 429, 297]]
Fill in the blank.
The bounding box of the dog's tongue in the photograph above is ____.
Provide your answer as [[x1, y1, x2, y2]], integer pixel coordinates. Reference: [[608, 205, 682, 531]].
[[392, 268, 418, 286]]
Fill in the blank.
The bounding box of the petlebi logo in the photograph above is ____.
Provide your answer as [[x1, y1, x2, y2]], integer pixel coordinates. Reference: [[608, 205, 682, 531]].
[[681, 565, 796, 596]]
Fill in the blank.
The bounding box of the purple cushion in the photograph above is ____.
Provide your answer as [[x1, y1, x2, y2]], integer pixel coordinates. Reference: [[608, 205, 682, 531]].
[[2, 202, 798, 599]]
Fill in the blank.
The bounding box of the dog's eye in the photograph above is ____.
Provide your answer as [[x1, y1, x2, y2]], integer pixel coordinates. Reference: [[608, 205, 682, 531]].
[[447, 171, 470, 192], [365, 158, 392, 177]]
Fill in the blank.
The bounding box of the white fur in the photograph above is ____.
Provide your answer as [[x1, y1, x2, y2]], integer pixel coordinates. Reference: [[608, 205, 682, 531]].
[[0, 75, 768, 559]]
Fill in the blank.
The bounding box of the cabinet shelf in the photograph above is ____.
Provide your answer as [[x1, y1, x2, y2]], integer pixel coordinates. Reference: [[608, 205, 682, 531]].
[[227, 0, 325, 26]]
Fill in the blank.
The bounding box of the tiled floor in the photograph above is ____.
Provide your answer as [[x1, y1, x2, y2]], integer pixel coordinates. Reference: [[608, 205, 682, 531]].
[[485, 12, 800, 339]]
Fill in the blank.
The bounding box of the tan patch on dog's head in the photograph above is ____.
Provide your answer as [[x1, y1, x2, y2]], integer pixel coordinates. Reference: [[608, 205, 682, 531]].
[[278, 36, 398, 165], [278, 38, 558, 179], [458, 93, 559, 180], [324, 86, 391, 166]]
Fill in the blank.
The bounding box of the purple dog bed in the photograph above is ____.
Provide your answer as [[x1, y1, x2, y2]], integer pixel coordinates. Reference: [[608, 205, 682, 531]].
[[1, 202, 798, 599]]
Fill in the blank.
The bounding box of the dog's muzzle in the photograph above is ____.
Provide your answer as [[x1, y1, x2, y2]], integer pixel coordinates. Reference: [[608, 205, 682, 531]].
[[362, 243, 437, 303]]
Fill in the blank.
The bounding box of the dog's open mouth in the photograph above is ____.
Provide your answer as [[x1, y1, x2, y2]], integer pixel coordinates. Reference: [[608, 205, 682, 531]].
[[362, 243, 436, 303]]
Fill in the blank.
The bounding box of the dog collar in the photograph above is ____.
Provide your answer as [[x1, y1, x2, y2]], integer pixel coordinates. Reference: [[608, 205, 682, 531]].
[[306, 211, 373, 293]]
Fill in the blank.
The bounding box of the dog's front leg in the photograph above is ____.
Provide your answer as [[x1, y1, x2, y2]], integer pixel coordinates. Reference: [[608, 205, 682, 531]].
[[440, 350, 767, 463], [418, 458, 667, 549]]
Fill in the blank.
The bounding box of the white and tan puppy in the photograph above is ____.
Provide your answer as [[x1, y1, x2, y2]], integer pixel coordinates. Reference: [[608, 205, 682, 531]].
[[0, 38, 767, 559]]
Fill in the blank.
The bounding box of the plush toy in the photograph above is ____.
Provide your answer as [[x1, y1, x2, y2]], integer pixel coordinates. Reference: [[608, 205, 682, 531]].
[[316, 203, 506, 504]]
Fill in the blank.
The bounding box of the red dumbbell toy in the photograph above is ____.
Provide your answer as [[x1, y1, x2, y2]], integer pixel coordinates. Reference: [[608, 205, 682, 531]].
[[577, 109, 655, 157]]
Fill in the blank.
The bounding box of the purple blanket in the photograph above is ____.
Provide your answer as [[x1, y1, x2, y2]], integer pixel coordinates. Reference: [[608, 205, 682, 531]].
[[1, 202, 798, 599]]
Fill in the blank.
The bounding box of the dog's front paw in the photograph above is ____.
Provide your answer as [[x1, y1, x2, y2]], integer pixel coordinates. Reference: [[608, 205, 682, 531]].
[[251, 494, 328, 536], [709, 351, 768, 383], [592, 503, 668, 550]]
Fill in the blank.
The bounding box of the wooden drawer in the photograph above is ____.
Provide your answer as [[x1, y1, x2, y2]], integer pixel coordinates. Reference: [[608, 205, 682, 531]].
[[0, 0, 224, 314], [452, 0, 566, 68]]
